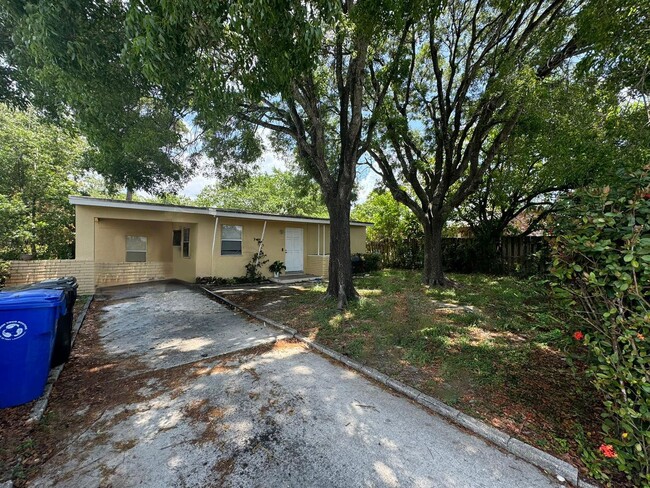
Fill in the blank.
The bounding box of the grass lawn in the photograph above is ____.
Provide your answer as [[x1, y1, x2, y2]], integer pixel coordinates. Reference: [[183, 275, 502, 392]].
[[214, 269, 604, 474]]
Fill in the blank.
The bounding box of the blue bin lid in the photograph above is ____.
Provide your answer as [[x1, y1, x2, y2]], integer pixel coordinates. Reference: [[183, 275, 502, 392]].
[[0, 289, 66, 311]]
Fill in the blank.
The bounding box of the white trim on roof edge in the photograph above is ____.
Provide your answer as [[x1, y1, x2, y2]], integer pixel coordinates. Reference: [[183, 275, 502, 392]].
[[68, 195, 213, 215], [68, 196, 372, 226]]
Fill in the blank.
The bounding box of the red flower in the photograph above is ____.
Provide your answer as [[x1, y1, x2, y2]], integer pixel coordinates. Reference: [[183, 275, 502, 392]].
[[643, 193, 650, 199], [599, 444, 617, 459], [573, 331, 584, 341]]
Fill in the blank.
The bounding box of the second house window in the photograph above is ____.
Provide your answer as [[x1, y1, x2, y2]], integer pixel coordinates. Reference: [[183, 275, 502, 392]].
[[221, 225, 242, 255], [182, 227, 190, 258]]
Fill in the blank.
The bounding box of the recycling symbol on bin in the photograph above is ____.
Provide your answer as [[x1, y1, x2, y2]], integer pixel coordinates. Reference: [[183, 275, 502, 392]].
[[0, 321, 28, 340]]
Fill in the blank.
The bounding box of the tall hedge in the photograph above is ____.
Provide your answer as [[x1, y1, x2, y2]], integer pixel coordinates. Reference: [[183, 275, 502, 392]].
[[550, 167, 650, 484]]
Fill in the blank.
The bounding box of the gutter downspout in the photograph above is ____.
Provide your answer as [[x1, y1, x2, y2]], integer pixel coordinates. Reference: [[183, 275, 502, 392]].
[[317, 224, 320, 256], [255, 221, 267, 265]]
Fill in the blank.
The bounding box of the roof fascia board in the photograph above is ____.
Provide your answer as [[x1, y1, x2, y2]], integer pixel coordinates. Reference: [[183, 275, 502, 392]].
[[68, 196, 213, 215], [68, 196, 372, 226]]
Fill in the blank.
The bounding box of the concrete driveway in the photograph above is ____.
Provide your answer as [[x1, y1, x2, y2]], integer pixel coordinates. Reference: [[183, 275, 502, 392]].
[[32, 283, 563, 488]]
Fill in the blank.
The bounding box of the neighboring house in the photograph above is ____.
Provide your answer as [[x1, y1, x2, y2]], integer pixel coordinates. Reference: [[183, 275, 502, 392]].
[[69, 196, 369, 289]]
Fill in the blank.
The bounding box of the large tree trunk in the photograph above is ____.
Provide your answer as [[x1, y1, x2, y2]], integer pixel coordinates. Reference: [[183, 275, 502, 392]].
[[422, 213, 451, 287], [325, 197, 358, 309], [126, 187, 133, 201]]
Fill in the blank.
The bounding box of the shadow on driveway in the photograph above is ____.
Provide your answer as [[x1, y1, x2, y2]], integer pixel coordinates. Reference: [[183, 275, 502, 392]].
[[29, 283, 562, 488]]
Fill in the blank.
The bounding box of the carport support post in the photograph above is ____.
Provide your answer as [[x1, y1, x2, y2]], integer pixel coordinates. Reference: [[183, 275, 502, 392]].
[[255, 221, 267, 265], [211, 216, 219, 274]]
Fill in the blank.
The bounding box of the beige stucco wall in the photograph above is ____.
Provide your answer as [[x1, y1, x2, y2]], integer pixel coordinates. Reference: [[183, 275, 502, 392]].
[[350, 226, 367, 254], [211, 219, 311, 278], [305, 255, 329, 278], [95, 219, 173, 262], [72, 204, 369, 285]]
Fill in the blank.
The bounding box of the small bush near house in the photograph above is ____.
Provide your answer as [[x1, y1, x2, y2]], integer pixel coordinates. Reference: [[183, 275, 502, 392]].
[[0, 260, 9, 288], [244, 240, 268, 283], [195, 275, 270, 286], [550, 167, 650, 485], [351, 253, 382, 274]]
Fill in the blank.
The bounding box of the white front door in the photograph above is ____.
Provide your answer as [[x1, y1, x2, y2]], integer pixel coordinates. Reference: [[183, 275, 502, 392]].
[[284, 228, 304, 272]]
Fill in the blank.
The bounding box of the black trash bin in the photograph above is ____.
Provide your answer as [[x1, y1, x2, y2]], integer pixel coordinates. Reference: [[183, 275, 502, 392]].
[[27, 277, 78, 367]]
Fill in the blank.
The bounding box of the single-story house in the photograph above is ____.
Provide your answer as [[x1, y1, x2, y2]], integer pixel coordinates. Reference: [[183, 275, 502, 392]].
[[69, 196, 370, 288]]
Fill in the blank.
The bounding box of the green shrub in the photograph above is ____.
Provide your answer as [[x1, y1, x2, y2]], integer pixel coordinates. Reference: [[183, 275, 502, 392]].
[[0, 260, 10, 288], [363, 253, 382, 272], [549, 167, 650, 484], [351, 253, 383, 274], [244, 238, 268, 282]]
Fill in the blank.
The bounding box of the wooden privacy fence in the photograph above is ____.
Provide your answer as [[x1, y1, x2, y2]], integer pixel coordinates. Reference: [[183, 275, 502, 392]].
[[497, 236, 547, 272], [367, 236, 547, 275]]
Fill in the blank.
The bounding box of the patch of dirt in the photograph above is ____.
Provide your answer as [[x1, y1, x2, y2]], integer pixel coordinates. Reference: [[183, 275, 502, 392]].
[[213, 456, 235, 486], [113, 439, 138, 452]]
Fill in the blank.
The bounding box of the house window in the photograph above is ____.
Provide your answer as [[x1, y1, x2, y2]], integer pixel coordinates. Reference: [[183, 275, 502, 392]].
[[182, 227, 190, 258], [172, 229, 181, 246], [221, 225, 242, 255], [126, 236, 147, 262]]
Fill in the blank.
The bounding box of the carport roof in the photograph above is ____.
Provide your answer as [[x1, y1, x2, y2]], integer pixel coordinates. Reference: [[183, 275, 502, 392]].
[[69, 195, 372, 226]]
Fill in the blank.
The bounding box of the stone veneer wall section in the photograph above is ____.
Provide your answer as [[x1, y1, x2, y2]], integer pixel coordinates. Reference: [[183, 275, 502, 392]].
[[94, 262, 174, 288], [5, 260, 174, 293], [304, 255, 329, 278], [5, 260, 95, 294]]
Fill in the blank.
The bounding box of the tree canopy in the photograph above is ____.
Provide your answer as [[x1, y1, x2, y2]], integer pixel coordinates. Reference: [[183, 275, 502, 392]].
[[368, 0, 585, 285], [0, 103, 87, 259], [126, 0, 421, 306], [458, 79, 614, 240], [196, 170, 327, 217], [4, 0, 192, 197]]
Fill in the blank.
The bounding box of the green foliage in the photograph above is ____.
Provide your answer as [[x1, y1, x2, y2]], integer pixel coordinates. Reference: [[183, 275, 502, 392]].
[[368, 0, 583, 285], [550, 167, 650, 484], [351, 253, 382, 274], [269, 260, 286, 275], [126, 0, 422, 303], [461, 80, 617, 239], [352, 190, 423, 268], [244, 239, 269, 283], [578, 0, 650, 103], [0, 260, 10, 288], [0, 104, 86, 259], [196, 170, 327, 217], [5, 0, 190, 194], [196, 276, 256, 287]]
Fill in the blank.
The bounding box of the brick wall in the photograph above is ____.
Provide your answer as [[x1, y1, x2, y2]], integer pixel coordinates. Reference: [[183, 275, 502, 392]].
[[94, 262, 174, 287], [5, 260, 95, 294], [5, 260, 175, 293], [305, 255, 329, 278]]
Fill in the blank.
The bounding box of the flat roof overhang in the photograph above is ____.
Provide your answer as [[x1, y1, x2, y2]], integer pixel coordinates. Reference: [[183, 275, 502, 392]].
[[69, 196, 373, 227]]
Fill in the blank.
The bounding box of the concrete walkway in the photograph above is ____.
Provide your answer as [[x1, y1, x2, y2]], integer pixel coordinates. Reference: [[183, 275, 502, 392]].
[[32, 283, 562, 488]]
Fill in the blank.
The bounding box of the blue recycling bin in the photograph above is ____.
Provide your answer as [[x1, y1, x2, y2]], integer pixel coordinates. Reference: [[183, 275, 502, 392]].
[[0, 289, 66, 408]]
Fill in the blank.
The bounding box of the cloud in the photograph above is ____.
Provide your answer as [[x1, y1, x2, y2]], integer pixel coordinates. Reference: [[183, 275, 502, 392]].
[[356, 171, 380, 204], [179, 128, 288, 197], [257, 128, 288, 173], [180, 174, 217, 197]]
